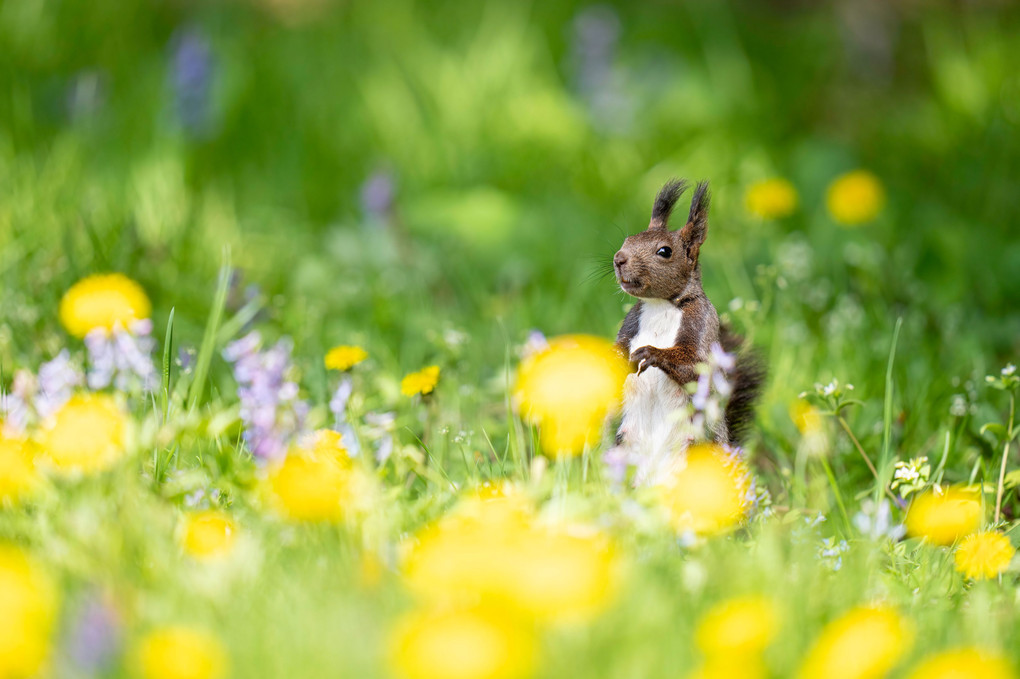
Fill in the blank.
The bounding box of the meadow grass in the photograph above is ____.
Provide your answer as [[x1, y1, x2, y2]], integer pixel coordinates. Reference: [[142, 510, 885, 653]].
[[2, 1, 1020, 678]]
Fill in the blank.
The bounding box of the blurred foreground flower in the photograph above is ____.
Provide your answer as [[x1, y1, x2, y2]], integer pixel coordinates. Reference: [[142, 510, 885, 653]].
[[789, 400, 823, 435], [695, 595, 779, 658], [35, 394, 128, 475], [798, 606, 911, 679], [324, 345, 368, 371], [63, 592, 121, 675], [132, 626, 228, 679], [0, 546, 57, 679], [514, 335, 628, 457], [180, 511, 237, 560], [688, 657, 767, 679], [657, 443, 752, 536], [905, 648, 1015, 679], [0, 435, 39, 504], [745, 178, 798, 219], [401, 365, 441, 397], [826, 170, 884, 225], [904, 486, 981, 546], [953, 531, 1015, 580], [59, 273, 152, 338], [266, 430, 373, 522], [389, 607, 536, 679], [403, 496, 619, 625]]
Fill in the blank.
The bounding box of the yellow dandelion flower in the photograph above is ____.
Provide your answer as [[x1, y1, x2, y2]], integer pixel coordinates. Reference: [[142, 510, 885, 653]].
[[305, 429, 351, 467], [657, 443, 752, 536], [180, 511, 237, 560], [0, 546, 58, 679], [745, 178, 798, 219], [0, 435, 40, 505], [132, 626, 228, 679], [35, 393, 129, 475], [905, 486, 982, 546], [401, 365, 441, 397], [789, 400, 823, 435], [267, 450, 348, 522], [324, 345, 368, 371], [265, 432, 373, 523], [389, 607, 537, 679], [826, 170, 885, 225], [953, 531, 1015, 580], [798, 606, 911, 679], [905, 648, 1015, 679], [59, 273, 152, 338], [514, 335, 629, 457], [695, 595, 779, 658], [688, 656, 768, 679], [403, 496, 619, 625]]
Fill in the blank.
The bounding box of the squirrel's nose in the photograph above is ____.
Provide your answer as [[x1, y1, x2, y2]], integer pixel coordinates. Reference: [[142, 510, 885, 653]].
[[613, 252, 627, 268]]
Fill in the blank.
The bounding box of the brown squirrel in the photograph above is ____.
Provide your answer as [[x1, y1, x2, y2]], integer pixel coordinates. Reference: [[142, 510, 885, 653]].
[[613, 179, 763, 480]]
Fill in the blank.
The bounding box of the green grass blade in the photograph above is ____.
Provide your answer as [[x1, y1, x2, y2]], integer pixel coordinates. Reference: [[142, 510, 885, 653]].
[[160, 307, 175, 423], [187, 250, 232, 412], [874, 317, 903, 505]]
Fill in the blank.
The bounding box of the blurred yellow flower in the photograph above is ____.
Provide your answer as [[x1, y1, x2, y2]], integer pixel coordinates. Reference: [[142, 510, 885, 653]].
[[0, 546, 57, 679], [953, 531, 1015, 580], [403, 496, 619, 625], [0, 435, 39, 504], [789, 400, 823, 435], [826, 170, 884, 225], [180, 511, 237, 560], [59, 273, 152, 338], [905, 648, 1015, 679], [514, 335, 628, 457], [35, 394, 128, 475], [266, 431, 373, 522], [745, 178, 798, 219], [688, 656, 768, 679], [657, 443, 751, 535], [695, 595, 779, 658], [267, 449, 348, 522], [305, 429, 351, 467], [401, 365, 441, 397], [324, 345, 368, 371], [905, 487, 982, 546], [798, 606, 911, 679], [389, 607, 537, 679], [133, 626, 228, 679]]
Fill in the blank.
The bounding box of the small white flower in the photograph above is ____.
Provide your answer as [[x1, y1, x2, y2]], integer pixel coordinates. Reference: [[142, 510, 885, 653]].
[[1003, 363, 1017, 376]]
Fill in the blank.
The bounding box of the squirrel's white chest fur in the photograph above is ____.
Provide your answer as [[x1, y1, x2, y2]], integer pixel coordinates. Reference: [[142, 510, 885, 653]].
[[620, 299, 691, 483]]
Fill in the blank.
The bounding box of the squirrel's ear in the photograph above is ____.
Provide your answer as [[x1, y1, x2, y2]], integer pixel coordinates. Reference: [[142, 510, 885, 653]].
[[678, 181, 710, 260], [647, 178, 689, 231]]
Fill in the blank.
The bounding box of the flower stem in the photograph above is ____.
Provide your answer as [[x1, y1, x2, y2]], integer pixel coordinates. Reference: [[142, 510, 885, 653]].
[[836, 415, 898, 503], [993, 393, 1015, 524]]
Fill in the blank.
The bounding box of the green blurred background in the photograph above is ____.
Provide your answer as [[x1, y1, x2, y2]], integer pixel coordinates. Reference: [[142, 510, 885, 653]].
[[3, 0, 1020, 478]]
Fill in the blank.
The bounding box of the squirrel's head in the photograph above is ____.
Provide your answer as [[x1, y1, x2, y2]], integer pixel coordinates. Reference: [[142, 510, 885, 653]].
[[614, 179, 710, 300]]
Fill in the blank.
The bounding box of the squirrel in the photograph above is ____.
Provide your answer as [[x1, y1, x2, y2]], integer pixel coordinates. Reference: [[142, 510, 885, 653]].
[[613, 178, 764, 482]]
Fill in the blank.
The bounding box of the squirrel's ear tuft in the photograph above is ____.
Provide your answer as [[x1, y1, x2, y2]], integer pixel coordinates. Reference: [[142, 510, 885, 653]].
[[648, 178, 689, 230], [679, 180, 710, 258]]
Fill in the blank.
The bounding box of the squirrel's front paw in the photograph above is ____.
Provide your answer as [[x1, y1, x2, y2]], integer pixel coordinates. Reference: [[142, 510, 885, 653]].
[[630, 345, 662, 374]]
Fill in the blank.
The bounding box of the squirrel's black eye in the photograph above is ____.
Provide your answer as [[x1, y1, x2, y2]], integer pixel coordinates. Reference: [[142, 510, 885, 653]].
[[656, 246, 672, 258]]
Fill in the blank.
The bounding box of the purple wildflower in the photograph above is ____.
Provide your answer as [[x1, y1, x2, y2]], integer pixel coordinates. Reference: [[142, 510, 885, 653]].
[[223, 332, 308, 462], [170, 27, 215, 136], [360, 169, 395, 220], [35, 350, 84, 417], [364, 411, 396, 464], [85, 320, 157, 393], [569, 5, 631, 131], [0, 370, 34, 433], [62, 593, 121, 674]]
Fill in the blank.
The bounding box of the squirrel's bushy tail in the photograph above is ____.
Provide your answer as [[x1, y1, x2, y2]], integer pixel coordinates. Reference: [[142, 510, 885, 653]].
[[720, 325, 766, 446]]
